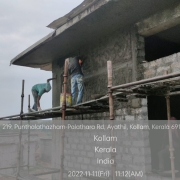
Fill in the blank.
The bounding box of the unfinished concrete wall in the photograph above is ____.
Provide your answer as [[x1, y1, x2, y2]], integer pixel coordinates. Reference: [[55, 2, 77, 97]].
[[82, 27, 134, 100], [52, 26, 152, 180], [50, 3, 180, 180], [139, 53, 180, 79], [52, 26, 147, 121], [51, 25, 180, 180]]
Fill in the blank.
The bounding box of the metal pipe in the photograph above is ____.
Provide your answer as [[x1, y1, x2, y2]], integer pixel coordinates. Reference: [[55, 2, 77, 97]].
[[0, 165, 27, 170], [62, 58, 68, 120], [0, 114, 20, 120], [107, 61, 115, 180], [60, 119, 65, 180], [110, 120, 116, 180], [20, 80, 24, 115], [0, 106, 62, 120], [23, 106, 61, 116], [168, 91, 180, 96], [60, 58, 69, 180], [28, 94, 30, 112], [111, 71, 180, 90], [166, 95, 176, 180], [107, 61, 114, 120], [33, 169, 60, 176], [16, 80, 24, 180], [27, 95, 30, 173], [114, 89, 133, 93], [28, 96, 30, 173], [0, 104, 89, 120]]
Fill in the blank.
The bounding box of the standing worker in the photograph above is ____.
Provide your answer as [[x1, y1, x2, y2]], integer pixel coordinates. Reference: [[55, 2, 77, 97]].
[[68, 56, 84, 105], [31, 77, 56, 111]]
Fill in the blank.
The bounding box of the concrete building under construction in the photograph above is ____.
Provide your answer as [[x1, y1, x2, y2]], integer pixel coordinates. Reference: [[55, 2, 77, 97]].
[[3, 0, 180, 180]]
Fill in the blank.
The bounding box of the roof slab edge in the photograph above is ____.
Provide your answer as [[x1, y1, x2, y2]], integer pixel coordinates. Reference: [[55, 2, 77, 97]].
[[10, 0, 109, 69]]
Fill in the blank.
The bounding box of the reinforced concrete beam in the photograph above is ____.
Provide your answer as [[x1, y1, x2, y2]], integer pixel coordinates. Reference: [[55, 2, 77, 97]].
[[136, 2, 180, 37]]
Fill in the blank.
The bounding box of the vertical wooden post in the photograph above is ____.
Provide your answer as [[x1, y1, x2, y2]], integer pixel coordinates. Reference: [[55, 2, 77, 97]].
[[166, 95, 176, 180], [16, 80, 24, 180], [107, 61, 116, 180], [60, 59, 68, 180]]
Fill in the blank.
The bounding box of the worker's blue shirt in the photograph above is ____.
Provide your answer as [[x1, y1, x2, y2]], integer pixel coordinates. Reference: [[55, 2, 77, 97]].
[[32, 82, 51, 97]]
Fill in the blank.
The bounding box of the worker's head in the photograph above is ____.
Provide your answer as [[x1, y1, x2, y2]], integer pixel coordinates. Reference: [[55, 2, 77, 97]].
[[78, 55, 84, 66], [79, 59, 83, 66], [45, 83, 51, 92]]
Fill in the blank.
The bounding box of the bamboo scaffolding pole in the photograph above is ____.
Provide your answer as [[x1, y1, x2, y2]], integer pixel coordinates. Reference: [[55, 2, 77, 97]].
[[16, 80, 25, 180], [107, 61, 116, 180], [166, 95, 176, 180]]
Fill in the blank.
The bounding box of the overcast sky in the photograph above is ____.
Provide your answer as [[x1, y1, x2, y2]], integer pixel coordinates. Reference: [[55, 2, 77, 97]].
[[0, 0, 83, 117]]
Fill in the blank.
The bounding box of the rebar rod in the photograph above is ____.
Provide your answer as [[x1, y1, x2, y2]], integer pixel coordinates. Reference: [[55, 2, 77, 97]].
[[111, 71, 180, 90], [166, 95, 176, 180]]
